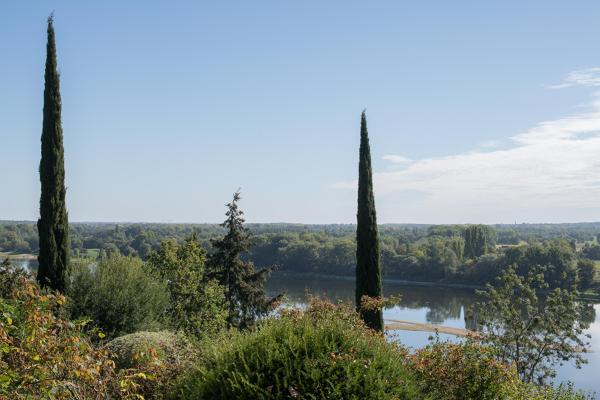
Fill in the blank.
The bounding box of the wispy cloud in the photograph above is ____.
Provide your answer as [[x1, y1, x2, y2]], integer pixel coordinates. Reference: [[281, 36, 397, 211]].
[[547, 68, 600, 89], [334, 71, 600, 223], [382, 154, 412, 164]]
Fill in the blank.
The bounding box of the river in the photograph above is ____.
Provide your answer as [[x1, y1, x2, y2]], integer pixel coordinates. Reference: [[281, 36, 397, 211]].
[[266, 272, 600, 398]]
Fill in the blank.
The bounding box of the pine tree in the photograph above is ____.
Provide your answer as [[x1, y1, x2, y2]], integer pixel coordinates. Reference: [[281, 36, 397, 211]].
[[37, 15, 69, 292], [208, 191, 282, 329], [355, 111, 383, 331]]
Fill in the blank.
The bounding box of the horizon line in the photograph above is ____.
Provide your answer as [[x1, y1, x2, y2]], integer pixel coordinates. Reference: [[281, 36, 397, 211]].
[[3, 219, 600, 226]]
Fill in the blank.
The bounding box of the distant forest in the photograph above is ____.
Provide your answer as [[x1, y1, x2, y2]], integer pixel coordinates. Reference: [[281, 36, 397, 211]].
[[2, 221, 600, 289]]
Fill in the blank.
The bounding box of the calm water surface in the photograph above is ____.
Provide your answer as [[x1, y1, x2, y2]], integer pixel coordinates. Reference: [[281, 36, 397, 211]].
[[11, 259, 38, 271], [267, 272, 600, 398]]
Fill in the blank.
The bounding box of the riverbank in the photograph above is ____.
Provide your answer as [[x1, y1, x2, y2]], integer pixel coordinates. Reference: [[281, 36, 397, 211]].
[[385, 319, 474, 337], [0, 252, 37, 261]]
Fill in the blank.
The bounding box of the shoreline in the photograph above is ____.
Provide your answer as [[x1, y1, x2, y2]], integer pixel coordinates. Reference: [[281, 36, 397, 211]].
[[384, 319, 474, 337], [0, 252, 37, 261]]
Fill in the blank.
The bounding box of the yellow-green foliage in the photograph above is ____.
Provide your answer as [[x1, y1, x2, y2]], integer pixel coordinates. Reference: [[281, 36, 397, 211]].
[[0, 262, 172, 400], [148, 237, 227, 338], [106, 331, 198, 399], [170, 298, 422, 400], [411, 339, 526, 400], [0, 266, 115, 399], [107, 331, 196, 369], [407, 337, 591, 400]]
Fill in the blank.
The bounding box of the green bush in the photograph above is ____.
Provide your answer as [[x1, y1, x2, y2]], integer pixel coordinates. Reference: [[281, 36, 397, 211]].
[[411, 338, 526, 400], [147, 237, 227, 339], [170, 299, 422, 400], [542, 383, 594, 400], [107, 331, 198, 399], [171, 298, 592, 400], [68, 255, 169, 338], [409, 338, 592, 400]]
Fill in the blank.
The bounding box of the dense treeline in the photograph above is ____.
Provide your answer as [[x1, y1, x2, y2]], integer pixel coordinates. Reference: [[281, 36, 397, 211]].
[[0, 222, 586, 252], [1, 221, 598, 290], [6, 221, 600, 256]]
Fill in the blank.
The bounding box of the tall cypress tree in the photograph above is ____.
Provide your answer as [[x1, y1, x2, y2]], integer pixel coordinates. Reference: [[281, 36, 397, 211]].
[[37, 15, 69, 292], [355, 111, 383, 331]]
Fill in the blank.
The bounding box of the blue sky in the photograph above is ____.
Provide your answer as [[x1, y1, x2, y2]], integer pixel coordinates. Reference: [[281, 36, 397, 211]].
[[3, 1, 600, 223]]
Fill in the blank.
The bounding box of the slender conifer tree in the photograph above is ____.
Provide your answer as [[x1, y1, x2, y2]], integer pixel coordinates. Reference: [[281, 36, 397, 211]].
[[208, 191, 282, 329], [37, 15, 69, 292], [355, 111, 383, 331]]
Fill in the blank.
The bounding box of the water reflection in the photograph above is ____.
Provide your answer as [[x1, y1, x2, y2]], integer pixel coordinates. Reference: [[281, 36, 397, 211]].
[[269, 273, 596, 328], [267, 272, 599, 396], [267, 272, 479, 325], [9, 259, 38, 272]]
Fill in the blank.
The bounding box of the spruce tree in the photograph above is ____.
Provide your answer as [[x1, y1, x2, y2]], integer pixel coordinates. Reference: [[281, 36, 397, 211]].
[[208, 191, 282, 329], [355, 111, 383, 331], [37, 15, 69, 292]]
